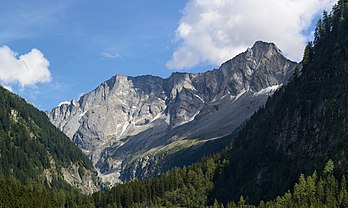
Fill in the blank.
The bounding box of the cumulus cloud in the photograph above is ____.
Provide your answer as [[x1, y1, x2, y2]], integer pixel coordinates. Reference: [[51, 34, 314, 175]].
[[0, 45, 52, 87], [167, 0, 338, 69], [100, 51, 122, 59]]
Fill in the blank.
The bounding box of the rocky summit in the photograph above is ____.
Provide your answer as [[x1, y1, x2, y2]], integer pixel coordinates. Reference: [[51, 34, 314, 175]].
[[48, 41, 298, 184]]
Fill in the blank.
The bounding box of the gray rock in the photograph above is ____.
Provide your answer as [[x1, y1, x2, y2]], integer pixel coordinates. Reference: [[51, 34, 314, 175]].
[[48, 41, 298, 184]]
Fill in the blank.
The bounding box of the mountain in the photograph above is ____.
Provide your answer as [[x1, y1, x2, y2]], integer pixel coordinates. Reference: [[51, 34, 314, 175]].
[[92, 1, 348, 207], [48, 41, 298, 184], [0, 86, 99, 193]]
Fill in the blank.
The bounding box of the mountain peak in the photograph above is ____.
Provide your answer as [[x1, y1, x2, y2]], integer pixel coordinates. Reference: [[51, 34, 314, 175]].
[[48, 42, 297, 184], [250, 41, 282, 55]]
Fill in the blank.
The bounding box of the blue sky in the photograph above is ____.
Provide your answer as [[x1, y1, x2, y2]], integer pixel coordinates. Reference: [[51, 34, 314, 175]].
[[0, 0, 337, 110]]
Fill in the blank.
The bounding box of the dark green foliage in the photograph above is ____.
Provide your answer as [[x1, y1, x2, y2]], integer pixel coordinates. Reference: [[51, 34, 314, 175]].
[[312, 0, 348, 67], [0, 175, 94, 208], [93, 155, 225, 207], [0, 86, 92, 186], [92, 160, 348, 207], [302, 42, 313, 66], [293, 66, 300, 79], [0, 85, 97, 207], [217, 160, 348, 208]]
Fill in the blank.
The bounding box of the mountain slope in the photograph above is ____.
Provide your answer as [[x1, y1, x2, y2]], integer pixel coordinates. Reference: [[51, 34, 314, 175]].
[[91, 1, 348, 207], [210, 1, 348, 203], [49, 41, 298, 184], [0, 86, 99, 193]]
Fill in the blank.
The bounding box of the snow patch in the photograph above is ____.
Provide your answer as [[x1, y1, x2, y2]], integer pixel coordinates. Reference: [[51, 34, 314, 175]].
[[120, 122, 128, 137], [235, 89, 247, 100], [150, 112, 163, 123], [221, 92, 230, 100], [165, 113, 171, 125], [79, 111, 87, 117], [118, 142, 125, 147], [254, 85, 282, 96], [189, 110, 200, 122], [116, 123, 122, 135], [175, 110, 200, 127], [194, 94, 205, 103], [72, 99, 78, 107]]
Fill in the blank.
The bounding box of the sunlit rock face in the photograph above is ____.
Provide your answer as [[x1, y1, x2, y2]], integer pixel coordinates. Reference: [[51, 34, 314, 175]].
[[48, 41, 298, 184]]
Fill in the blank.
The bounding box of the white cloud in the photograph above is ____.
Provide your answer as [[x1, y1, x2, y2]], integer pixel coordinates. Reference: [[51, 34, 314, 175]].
[[100, 51, 122, 59], [59, 101, 70, 106], [167, 0, 338, 69], [0, 45, 52, 87]]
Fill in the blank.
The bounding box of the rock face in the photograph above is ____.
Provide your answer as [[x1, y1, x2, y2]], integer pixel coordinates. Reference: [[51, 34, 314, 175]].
[[48, 41, 298, 184]]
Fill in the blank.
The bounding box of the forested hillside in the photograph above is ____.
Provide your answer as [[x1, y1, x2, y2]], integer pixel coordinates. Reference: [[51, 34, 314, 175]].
[[92, 159, 348, 207], [211, 0, 348, 203], [0, 86, 99, 207], [0, 86, 92, 182]]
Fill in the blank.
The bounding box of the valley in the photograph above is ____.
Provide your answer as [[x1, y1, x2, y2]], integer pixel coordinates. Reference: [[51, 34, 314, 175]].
[[0, 0, 348, 207]]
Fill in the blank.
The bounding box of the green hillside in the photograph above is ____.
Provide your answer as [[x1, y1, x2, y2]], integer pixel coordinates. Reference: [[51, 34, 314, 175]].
[[0, 86, 93, 182], [0, 86, 99, 207]]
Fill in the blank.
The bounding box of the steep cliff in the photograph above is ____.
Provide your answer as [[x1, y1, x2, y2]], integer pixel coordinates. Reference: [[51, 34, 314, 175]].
[[48, 41, 297, 184]]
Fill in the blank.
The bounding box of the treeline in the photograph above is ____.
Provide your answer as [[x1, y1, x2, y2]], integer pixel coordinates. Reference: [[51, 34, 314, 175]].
[[1, 159, 346, 208], [0, 176, 94, 208], [264, 160, 348, 208], [92, 159, 348, 208], [303, 0, 348, 69], [93, 155, 227, 207], [209, 160, 348, 208]]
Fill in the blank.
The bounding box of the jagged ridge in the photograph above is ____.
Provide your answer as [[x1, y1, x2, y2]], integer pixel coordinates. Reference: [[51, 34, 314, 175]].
[[48, 41, 298, 184]]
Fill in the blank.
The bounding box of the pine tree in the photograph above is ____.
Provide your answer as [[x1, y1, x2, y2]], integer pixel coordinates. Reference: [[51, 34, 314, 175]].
[[237, 195, 246, 207], [294, 174, 307, 204], [314, 18, 324, 44], [339, 175, 348, 207], [302, 42, 313, 65], [293, 66, 300, 79], [213, 198, 220, 208], [324, 159, 335, 176]]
